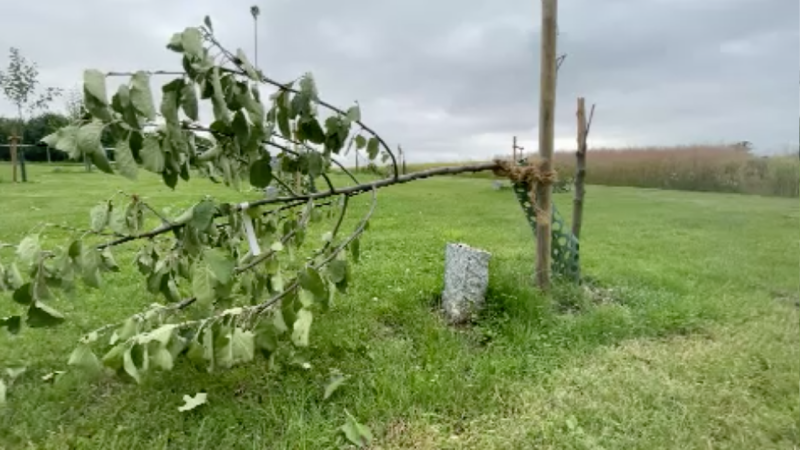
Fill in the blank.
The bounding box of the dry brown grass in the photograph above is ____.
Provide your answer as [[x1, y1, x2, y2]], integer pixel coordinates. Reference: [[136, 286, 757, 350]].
[[394, 144, 799, 198]]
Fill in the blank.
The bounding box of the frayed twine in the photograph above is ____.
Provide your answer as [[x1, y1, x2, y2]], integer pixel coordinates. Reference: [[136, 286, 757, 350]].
[[492, 156, 558, 221]]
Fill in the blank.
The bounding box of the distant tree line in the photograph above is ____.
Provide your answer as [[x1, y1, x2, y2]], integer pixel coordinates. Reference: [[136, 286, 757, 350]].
[[0, 112, 115, 162]]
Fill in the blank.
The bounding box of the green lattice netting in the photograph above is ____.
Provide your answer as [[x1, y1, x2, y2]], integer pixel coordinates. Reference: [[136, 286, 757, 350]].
[[510, 178, 581, 283]]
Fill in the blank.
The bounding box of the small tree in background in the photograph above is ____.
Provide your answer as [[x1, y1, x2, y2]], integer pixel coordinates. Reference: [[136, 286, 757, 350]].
[[0, 47, 63, 180], [62, 86, 94, 170]]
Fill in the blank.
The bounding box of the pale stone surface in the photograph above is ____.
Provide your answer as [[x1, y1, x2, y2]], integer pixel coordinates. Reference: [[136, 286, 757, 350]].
[[442, 243, 491, 324]]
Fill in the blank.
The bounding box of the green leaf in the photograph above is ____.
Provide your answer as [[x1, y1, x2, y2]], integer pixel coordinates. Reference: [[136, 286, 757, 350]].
[[130, 71, 156, 121], [209, 67, 230, 124], [108, 204, 128, 235], [203, 248, 234, 284], [111, 84, 140, 129], [355, 135, 366, 150], [26, 301, 66, 328], [113, 138, 138, 180], [300, 117, 325, 144], [83, 69, 108, 105], [0, 316, 21, 335], [190, 199, 216, 231], [41, 130, 59, 148], [16, 234, 40, 266], [277, 105, 290, 137], [54, 125, 81, 159], [67, 343, 102, 373], [167, 32, 183, 52], [160, 79, 182, 125], [90, 149, 114, 175], [101, 343, 126, 369], [149, 345, 174, 371], [141, 136, 165, 173], [129, 131, 143, 159], [271, 272, 284, 293], [349, 237, 361, 263], [248, 158, 273, 188], [327, 260, 347, 284], [181, 82, 199, 121], [298, 267, 326, 299], [323, 373, 347, 400], [162, 168, 179, 190], [178, 392, 207, 412], [122, 345, 141, 383], [230, 327, 255, 363], [110, 318, 138, 345], [68, 240, 82, 259], [4, 263, 23, 290], [232, 110, 251, 149], [253, 320, 279, 354], [181, 27, 204, 58], [90, 202, 110, 232], [192, 261, 216, 308], [291, 308, 313, 347], [346, 105, 361, 122], [308, 152, 323, 178], [340, 412, 373, 447], [143, 324, 176, 346], [78, 121, 113, 174], [236, 49, 260, 80], [366, 137, 379, 160], [0, 379, 5, 406], [12, 283, 32, 305], [203, 15, 214, 32], [100, 248, 120, 272]]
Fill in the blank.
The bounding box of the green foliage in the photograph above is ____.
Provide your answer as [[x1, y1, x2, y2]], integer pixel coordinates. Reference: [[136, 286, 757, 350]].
[[340, 411, 373, 447], [2, 12, 390, 395]]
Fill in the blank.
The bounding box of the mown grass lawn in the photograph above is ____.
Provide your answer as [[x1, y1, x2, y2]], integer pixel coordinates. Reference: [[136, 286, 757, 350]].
[[0, 163, 797, 449]]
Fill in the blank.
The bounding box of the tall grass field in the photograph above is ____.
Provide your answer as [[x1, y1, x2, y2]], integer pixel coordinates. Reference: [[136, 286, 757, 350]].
[[0, 163, 797, 449], [396, 144, 799, 198]]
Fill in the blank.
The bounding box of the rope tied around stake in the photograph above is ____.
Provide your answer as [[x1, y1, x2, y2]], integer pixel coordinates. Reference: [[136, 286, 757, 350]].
[[492, 156, 558, 222]]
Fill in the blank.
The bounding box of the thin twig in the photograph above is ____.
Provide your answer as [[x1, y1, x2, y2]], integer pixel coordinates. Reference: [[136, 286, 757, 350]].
[[556, 54, 567, 71], [585, 104, 596, 137]]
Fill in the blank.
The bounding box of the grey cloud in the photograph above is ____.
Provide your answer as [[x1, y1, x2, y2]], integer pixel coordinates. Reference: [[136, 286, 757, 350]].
[[0, 0, 796, 163]]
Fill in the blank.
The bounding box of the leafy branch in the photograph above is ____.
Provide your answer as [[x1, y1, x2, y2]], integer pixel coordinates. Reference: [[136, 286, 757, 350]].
[[0, 11, 502, 389]]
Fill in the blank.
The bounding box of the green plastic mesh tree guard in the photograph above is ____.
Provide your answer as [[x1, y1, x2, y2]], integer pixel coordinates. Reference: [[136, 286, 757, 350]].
[[510, 179, 581, 283]]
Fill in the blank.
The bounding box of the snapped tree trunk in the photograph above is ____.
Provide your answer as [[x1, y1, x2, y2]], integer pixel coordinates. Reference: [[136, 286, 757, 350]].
[[572, 97, 587, 240]]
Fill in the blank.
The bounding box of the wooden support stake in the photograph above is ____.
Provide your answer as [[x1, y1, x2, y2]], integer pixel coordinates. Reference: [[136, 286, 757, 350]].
[[398, 145, 406, 175], [512, 136, 524, 162], [572, 97, 588, 239], [513, 135, 517, 161], [9, 135, 19, 183], [535, 0, 558, 290]]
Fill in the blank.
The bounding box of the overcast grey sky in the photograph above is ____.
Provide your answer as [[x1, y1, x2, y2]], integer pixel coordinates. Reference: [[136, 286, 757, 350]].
[[0, 0, 797, 162]]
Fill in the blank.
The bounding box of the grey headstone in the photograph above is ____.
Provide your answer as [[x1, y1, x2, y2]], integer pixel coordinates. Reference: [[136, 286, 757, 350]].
[[492, 180, 505, 190], [441, 243, 491, 324]]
